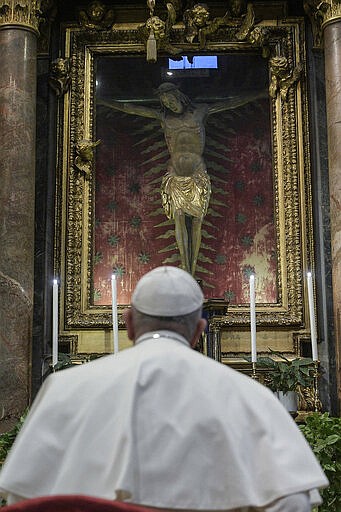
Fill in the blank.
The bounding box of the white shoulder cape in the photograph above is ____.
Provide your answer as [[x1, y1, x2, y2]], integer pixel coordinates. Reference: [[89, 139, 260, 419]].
[[0, 335, 328, 510]]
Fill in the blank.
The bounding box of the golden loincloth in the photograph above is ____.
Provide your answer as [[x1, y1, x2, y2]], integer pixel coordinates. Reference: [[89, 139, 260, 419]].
[[161, 168, 211, 220]]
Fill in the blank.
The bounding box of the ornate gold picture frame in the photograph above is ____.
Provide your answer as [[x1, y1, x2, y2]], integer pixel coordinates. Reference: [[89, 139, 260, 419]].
[[57, 7, 312, 354]]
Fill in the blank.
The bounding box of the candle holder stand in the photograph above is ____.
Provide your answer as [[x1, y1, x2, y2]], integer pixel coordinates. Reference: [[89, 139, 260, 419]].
[[47, 355, 57, 373], [313, 360, 320, 412], [251, 361, 258, 380]]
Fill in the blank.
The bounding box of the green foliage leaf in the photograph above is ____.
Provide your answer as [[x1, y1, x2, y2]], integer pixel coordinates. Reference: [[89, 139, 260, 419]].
[[255, 350, 314, 393], [300, 413, 341, 512], [0, 412, 27, 469]]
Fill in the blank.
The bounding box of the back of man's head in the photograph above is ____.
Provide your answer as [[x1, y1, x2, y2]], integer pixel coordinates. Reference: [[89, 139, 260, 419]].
[[128, 266, 205, 344], [131, 266, 204, 317]]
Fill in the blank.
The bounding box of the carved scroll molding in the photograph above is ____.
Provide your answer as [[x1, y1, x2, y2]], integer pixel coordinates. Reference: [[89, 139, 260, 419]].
[[0, 0, 42, 33], [304, 0, 341, 47]]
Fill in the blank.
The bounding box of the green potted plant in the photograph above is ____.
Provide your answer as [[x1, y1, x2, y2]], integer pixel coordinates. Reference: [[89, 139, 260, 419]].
[[0, 411, 28, 507], [299, 412, 341, 512], [256, 350, 315, 413]]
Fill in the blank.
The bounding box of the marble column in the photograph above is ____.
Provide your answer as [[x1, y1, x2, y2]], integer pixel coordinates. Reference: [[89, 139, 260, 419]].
[[0, 3, 41, 430], [321, 6, 341, 409]]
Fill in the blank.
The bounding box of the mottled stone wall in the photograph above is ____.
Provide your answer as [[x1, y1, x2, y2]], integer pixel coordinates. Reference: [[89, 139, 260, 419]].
[[0, 272, 31, 429], [0, 28, 37, 428]]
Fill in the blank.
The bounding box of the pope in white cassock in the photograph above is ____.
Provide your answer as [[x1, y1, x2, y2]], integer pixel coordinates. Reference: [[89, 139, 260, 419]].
[[0, 266, 328, 511]]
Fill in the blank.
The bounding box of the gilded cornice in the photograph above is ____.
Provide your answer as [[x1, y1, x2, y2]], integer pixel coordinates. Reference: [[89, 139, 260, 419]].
[[318, 0, 341, 27], [304, 0, 341, 47], [0, 0, 42, 33]]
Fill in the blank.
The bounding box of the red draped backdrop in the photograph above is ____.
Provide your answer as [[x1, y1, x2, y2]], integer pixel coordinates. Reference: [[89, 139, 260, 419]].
[[93, 98, 277, 306]]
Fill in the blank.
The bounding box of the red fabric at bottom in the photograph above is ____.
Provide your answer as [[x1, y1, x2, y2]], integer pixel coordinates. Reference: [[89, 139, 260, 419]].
[[3, 495, 160, 512]]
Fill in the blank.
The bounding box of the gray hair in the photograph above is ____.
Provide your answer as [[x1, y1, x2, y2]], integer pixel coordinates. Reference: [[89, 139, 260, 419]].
[[132, 306, 203, 341]]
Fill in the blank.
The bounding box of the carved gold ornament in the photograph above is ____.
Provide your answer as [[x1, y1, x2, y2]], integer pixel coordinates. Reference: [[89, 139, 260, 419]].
[[297, 385, 322, 412], [304, 0, 341, 47], [141, 0, 181, 61], [0, 0, 42, 33], [78, 1, 115, 30], [184, 3, 231, 49], [269, 56, 304, 102], [49, 57, 71, 97], [316, 0, 341, 25], [74, 139, 101, 180]]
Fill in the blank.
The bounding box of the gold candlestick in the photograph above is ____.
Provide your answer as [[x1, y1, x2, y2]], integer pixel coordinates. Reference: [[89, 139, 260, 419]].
[[313, 360, 320, 412], [251, 361, 258, 380]]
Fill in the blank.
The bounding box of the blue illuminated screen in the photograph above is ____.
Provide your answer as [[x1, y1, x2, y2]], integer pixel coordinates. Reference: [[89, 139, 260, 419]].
[[168, 56, 218, 69]]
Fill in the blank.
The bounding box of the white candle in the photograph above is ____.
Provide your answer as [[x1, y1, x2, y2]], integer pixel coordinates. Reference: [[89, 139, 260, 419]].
[[111, 274, 119, 354], [307, 272, 318, 361], [250, 274, 257, 363], [52, 279, 59, 367]]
